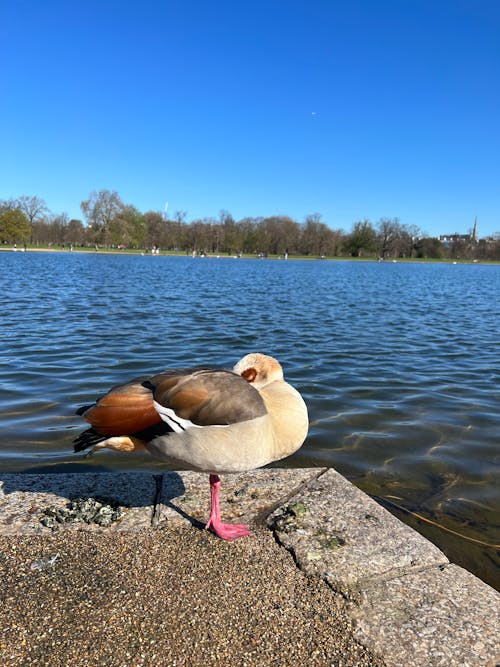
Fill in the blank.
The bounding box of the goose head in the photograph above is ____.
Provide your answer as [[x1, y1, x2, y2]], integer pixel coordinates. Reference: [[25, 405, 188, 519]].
[[233, 353, 284, 390]]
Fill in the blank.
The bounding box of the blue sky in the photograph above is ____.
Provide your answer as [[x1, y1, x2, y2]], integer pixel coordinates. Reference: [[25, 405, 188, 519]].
[[1, 0, 499, 238]]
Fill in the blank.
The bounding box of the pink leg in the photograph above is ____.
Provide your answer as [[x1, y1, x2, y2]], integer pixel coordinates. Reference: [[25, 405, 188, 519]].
[[205, 474, 252, 540]]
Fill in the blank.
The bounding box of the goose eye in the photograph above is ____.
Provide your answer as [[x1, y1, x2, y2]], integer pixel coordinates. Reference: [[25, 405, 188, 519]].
[[241, 367, 257, 383]]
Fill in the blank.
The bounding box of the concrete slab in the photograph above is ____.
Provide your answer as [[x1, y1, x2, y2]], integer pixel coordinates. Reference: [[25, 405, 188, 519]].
[[0, 468, 322, 535], [350, 563, 500, 667], [158, 468, 324, 529], [0, 473, 159, 533], [268, 468, 449, 599], [1, 468, 498, 666]]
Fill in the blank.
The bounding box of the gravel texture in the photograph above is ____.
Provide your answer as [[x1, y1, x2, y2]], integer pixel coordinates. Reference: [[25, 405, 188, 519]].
[[0, 526, 383, 667]]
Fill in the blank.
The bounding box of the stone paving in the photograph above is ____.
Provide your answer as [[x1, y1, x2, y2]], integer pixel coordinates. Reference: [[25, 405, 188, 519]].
[[1, 468, 499, 666]]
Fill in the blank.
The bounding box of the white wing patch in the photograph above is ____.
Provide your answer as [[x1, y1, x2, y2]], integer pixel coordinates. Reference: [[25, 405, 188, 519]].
[[153, 401, 202, 432], [153, 400, 230, 432]]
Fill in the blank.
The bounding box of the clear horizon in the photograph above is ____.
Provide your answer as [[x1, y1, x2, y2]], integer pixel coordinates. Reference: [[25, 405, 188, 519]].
[[1, 1, 499, 238]]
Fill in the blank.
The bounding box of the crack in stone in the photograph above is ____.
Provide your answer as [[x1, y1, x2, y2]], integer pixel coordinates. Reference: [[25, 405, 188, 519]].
[[252, 467, 328, 526]]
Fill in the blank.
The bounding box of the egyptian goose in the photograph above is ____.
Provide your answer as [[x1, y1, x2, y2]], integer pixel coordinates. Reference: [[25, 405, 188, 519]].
[[74, 353, 309, 540]]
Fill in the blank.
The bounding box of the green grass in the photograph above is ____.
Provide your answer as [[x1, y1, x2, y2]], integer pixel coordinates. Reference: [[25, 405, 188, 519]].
[[2, 244, 498, 264]]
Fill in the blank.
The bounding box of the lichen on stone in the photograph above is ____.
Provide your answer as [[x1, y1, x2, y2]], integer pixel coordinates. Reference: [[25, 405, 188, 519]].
[[269, 501, 309, 533], [321, 536, 346, 549], [40, 497, 126, 530]]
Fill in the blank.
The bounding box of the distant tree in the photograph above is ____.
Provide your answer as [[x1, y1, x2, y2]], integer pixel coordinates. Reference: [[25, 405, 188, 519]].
[[173, 210, 187, 224], [31, 218, 50, 244], [81, 190, 124, 246], [45, 213, 69, 244], [0, 198, 19, 213], [219, 210, 238, 254], [488, 234, 500, 260], [15, 192, 498, 261], [144, 211, 165, 248], [0, 209, 31, 244], [254, 219, 271, 254], [376, 218, 421, 258], [195, 217, 221, 253], [300, 214, 335, 256], [414, 237, 443, 259], [110, 206, 145, 248], [403, 224, 422, 258], [65, 219, 85, 245], [325, 228, 345, 256], [260, 216, 300, 255], [185, 218, 210, 252], [201, 217, 221, 253], [448, 237, 472, 260], [162, 218, 188, 250], [344, 219, 377, 257], [15, 195, 49, 243], [236, 217, 261, 253], [476, 234, 500, 261], [377, 217, 400, 258]]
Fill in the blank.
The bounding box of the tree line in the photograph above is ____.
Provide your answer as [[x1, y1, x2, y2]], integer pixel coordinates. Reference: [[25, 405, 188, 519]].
[[1, 190, 499, 260]]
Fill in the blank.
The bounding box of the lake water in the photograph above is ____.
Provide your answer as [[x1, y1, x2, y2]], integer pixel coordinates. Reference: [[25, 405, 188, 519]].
[[1, 251, 499, 589]]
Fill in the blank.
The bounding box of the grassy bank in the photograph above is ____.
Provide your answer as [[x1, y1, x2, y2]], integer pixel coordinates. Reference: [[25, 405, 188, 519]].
[[1, 244, 499, 264]]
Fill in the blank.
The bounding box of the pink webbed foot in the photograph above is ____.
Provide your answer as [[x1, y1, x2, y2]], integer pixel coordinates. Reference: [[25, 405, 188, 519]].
[[205, 516, 252, 541], [205, 474, 253, 541]]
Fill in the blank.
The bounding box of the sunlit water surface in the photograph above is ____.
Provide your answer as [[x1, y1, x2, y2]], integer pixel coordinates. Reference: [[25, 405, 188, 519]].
[[1, 251, 499, 589]]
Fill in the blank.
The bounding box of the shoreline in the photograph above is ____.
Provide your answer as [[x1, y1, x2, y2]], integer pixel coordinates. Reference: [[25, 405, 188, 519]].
[[2, 245, 499, 265]]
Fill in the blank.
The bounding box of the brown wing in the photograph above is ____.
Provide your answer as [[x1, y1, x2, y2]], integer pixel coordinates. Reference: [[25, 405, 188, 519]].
[[77, 367, 210, 436], [152, 369, 268, 426], [80, 379, 160, 436]]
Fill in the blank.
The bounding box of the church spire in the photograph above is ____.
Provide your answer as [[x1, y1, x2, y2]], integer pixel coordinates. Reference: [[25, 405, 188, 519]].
[[472, 216, 478, 242]]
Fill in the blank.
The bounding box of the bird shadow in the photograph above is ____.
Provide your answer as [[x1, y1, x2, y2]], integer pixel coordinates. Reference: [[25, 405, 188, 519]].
[[0, 468, 199, 528], [161, 498, 206, 531]]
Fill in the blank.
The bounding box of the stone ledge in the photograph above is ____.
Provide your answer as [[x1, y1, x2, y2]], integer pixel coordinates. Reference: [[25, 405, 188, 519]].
[[267, 468, 449, 600], [350, 563, 500, 667], [0, 472, 158, 533], [158, 468, 323, 529], [1, 468, 498, 666], [0, 469, 322, 535], [266, 467, 500, 666]]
